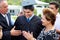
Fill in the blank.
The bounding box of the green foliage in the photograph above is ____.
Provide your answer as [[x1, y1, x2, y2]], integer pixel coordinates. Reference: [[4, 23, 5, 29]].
[[11, 15, 17, 20], [7, 0, 60, 12], [41, 0, 55, 3], [38, 14, 41, 17], [7, 0, 21, 5], [34, 9, 37, 15], [40, 0, 60, 12]]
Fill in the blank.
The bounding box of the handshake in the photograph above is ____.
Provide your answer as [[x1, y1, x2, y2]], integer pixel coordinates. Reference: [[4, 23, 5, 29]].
[[0, 26, 35, 40], [10, 26, 35, 40]]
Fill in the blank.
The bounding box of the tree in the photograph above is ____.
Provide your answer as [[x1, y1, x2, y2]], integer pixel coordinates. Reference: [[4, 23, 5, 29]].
[[40, 0, 55, 3], [7, 0, 21, 5], [40, 0, 60, 12]]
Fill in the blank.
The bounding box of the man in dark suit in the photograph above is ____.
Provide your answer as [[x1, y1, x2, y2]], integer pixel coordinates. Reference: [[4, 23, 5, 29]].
[[14, 3, 44, 40], [0, 0, 21, 40]]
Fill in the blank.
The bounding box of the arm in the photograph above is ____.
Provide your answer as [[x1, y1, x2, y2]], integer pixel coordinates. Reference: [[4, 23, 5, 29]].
[[10, 26, 22, 36], [2, 31, 11, 40], [10, 17, 22, 36], [14, 17, 21, 30], [0, 23, 21, 40], [0, 22, 11, 40], [2, 26, 21, 40]]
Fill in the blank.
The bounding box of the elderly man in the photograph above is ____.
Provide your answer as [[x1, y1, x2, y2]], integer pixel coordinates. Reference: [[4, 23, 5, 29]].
[[0, 0, 21, 40]]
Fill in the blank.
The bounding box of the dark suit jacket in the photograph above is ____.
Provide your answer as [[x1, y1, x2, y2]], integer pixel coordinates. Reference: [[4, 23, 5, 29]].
[[0, 13, 13, 40], [14, 15, 44, 40]]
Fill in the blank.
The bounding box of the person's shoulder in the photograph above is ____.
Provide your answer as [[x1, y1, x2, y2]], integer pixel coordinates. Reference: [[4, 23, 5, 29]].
[[57, 13, 60, 16], [33, 15, 42, 23], [16, 16, 25, 20], [47, 29, 59, 40], [33, 15, 41, 19]]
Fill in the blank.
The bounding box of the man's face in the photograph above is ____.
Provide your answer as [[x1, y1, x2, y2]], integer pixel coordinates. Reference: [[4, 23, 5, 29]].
[[0, 1, 8, 14], [23, 9, 33, 18], [49, 4, 58, 14]]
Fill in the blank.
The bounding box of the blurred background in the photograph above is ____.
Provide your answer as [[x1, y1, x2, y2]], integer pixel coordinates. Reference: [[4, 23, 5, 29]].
[[7, 0, 60, 21]]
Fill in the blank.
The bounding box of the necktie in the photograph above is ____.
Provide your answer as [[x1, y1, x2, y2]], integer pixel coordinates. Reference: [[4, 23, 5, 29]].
[[5, 15, 9, 25], [27, 18, 29, 22]]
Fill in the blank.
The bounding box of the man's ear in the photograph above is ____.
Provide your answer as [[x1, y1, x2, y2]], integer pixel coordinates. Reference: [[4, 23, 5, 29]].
[[57, 8, 59, 12]]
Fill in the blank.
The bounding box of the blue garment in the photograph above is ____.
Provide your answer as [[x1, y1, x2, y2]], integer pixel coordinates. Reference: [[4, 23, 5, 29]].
[[27, 14, 34, 22], [27, 18, 29, 22]]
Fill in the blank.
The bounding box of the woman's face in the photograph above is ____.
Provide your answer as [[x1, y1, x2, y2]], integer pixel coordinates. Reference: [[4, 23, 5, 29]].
[[41, 15, 50, 26]]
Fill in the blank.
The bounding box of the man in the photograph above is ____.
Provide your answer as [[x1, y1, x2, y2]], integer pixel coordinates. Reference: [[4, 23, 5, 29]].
[[49, 1, 60, 34], [0, 0, 21, 40], [49, 1, 60, 40], [14, 0, 44, 40]]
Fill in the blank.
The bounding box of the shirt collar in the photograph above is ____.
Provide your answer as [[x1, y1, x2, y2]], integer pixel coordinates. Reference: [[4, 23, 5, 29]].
[[56, 12, 60, 17], [27, 14, 34, 21], [1, 13, 6, 17]]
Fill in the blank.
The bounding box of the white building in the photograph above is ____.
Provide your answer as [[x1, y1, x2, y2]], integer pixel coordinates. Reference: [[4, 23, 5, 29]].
[[8, 5, 22, 15], [35, 0, 49, 16], [7, 0, 49, 16]]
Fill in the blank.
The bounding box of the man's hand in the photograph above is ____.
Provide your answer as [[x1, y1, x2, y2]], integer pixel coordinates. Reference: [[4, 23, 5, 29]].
[[10, 26, 22, 36]]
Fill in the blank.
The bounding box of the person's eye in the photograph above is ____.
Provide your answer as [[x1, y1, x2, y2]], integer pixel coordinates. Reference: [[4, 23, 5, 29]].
[[50, 8, 54, 9], [27, 12, 30, 13]]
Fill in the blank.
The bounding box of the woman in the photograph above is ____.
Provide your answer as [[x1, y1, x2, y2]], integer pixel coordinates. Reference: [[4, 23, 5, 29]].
[[22, 8, 59, 40]]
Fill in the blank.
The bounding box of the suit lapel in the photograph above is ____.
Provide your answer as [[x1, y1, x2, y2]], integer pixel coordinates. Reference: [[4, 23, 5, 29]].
[[7, 13, 11, 26], [0, 13, 9, 26], [29, 15, 35, 23]]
